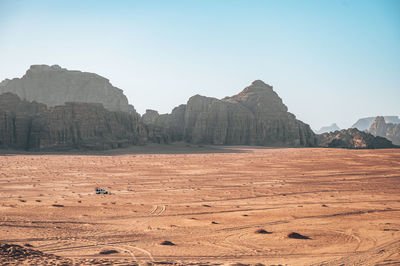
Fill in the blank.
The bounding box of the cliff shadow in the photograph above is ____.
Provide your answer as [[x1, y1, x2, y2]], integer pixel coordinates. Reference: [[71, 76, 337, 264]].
[[0, 142, 279, 156]]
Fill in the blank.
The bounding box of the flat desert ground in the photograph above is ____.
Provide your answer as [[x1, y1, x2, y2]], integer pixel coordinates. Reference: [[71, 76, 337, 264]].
[[0, 145, 399, 265]]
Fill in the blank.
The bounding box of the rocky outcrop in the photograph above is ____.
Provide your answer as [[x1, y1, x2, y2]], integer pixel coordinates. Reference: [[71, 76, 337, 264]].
[[316, 123, 340, 134], [317, 128, 396, 149], [0, 93, 155, 150], [143, 80, 316, 146], [369, 116, 400, 145], [29, 103, 145, 150], [0, 65, 135, 113], [351, 116, 400, 131], [141, 109, 160, 124], [141, 105, 186, 142]]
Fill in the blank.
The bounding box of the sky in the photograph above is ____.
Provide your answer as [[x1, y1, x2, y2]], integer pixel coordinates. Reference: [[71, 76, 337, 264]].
[[0, 0, 399, 130]]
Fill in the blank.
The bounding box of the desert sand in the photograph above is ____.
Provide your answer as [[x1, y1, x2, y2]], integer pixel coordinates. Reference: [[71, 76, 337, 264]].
[[0, 145, 399, 265]]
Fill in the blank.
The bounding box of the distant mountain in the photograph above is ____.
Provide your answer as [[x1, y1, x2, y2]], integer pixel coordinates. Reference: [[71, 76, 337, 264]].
[[351, 116, 400, 131], [369, 116, 400, 145], [316, 123, 340, 134], [317, 128, 396, 149], [142, 80, 317, 147], [0, 64, 135, 113]]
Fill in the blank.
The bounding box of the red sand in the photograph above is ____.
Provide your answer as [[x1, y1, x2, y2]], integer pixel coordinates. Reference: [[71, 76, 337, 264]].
[[1, 146, 399, 265]]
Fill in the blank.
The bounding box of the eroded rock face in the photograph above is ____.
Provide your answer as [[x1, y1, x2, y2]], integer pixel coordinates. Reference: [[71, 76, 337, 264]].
[[0, 93, 150, 150], [0, 65, 135, 113], [317, 128, 396, 149], [30, 103, 145, 150], [143, 80, 316, 146], [141, 109, 160, 124], [141, 105, 186, 143], [369, 116, 400, 145], [0, 93, 46, 149]]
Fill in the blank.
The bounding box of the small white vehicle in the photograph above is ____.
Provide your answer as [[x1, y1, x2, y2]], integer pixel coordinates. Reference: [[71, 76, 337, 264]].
[[95, 188, 109, 194]]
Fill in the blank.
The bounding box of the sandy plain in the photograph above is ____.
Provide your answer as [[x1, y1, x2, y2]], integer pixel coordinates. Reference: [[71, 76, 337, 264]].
[[0, 145, 399, 265]]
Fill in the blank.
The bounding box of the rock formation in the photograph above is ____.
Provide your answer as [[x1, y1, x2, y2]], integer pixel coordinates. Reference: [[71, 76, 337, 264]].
[[142, 80, 316, 147], [0, 93, 158, 150], [0, 93, 46, 149], [141, 109, 161, 125], [369, 116, 400, 145], [316, 123, 340, 134], [29, 103, 145, 150], [317, 128, 396, 149], [1, 65, 396, 151], [0, 65, 135, 113], [351, 116, 400, 131], [141, 105, 186, 142]]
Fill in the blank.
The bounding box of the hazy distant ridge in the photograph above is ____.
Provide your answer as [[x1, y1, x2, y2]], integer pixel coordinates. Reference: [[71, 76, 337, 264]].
[[351, 116, 400, 131], [316, 123, 340, 134]]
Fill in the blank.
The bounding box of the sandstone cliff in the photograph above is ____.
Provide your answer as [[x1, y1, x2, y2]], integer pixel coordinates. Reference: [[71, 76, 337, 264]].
[[0, 93, 157, 150], [141, 105, 186, 142], [3, 66, 396, 151], [369, 116, 400, 145], [142, 80, 316, 147], [0, 65, 135, 113], [29, 103, 145, 150], [317, 128, 396, 149], [0, 93, 47, 149]]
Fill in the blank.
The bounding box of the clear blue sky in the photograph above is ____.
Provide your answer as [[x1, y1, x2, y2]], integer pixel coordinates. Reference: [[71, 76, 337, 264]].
[[0, 0, 399, 130]]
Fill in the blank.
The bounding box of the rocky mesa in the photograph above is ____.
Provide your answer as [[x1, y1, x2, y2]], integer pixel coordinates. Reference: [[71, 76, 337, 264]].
[[0, 64, 135, 113], [1, 65, 397, 150], [142, 80, 317, 147], [0, 93, 170, 150]]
